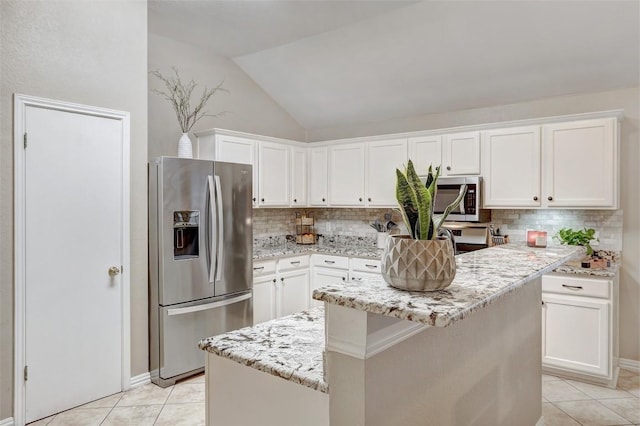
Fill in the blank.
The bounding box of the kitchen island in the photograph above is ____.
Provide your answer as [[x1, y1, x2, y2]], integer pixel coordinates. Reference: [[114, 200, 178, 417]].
[[200, 243, 582, 426]]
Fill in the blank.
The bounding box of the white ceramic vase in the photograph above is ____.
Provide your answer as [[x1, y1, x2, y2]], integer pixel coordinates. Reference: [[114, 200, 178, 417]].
[[177, 133, 193, 158], [376, 232, 388, 248]]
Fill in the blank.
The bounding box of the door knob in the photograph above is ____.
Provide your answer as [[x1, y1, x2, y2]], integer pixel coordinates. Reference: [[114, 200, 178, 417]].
[[108, 266, 120, 276], [533, 196, 538, 201], [547, 196, 553, 201]]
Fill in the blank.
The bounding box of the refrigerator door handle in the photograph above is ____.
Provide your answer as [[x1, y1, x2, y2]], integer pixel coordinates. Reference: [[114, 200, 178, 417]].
[[207, 175, 216, 283], [214, 174, 224, 283], [167, 292, 251, 316]]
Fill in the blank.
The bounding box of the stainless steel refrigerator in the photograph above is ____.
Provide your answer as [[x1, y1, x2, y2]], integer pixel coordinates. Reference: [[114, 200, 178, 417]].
[[148, 157, 253, 387]]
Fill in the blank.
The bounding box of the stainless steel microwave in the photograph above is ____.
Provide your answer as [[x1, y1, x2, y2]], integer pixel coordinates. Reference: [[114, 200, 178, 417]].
[[420, 175, 491, 222]]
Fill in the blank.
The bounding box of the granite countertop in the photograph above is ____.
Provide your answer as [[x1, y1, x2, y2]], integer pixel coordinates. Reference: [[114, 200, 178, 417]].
[[313, 243, 582, 328], [199, 307, 327, 393], [253, 243, 384, 261], [551, 249, 620, 278]]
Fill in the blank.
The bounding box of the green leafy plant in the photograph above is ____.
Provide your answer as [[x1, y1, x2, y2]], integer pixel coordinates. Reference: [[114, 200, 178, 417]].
[[150, 67, 228, 133], [554, 227, 598, 255], [395, 160, 467, 240]]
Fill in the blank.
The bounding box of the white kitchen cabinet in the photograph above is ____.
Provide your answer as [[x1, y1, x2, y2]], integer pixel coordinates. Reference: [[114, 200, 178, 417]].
[[279, 269, 310, 317], [366, 139, 407, 207], [309, 146, 329, 206], [196, 132, 259, 207], [542, 118, 618, 208], [310, 267, 348, 308], [481, 126, 542, 207], [258, 141, 290, 207], [253, 274, 277, 325], [329, 143, 365, 206], [253, 256, 310, 323], [252, 260, 278, 325], [310, 254, 349, 308], [291, 147, 307, 207], [350, 257, 382, 283], [541, 274, 619, 387], [408, 135, 442, 174], [442, 131, 481, 176]]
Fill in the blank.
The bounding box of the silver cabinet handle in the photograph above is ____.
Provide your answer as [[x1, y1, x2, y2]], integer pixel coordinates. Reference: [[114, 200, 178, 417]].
[[562, 284, 583, 290], [365, 264, 378, 269], [290, 260, 301, 265], [324, 260, 335, 264], [253, 266, 265, 271]]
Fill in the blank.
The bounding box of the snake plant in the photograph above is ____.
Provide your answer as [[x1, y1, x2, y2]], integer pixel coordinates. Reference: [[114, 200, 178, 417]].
[[395, 160, 467, 240]]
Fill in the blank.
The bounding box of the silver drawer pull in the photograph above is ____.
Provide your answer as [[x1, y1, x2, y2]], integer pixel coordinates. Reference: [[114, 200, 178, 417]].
[[253, 266, 265, 271], [324, 260, 335, 264], [290, 260, 301, 265], [365, 264, 378, 269], [562, 284, 583, 290], [353, 277, 362, 281]]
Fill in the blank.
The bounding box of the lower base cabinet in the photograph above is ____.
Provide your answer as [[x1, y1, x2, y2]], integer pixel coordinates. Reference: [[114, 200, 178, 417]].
[[541, 273, 618, 387], [310, 267, 348, 308], [279, 269, 310, 317], [252, 256, 310, 325]]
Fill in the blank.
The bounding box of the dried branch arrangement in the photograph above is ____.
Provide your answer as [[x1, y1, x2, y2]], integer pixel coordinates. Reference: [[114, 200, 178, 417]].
[[151, 67, 228, 133]]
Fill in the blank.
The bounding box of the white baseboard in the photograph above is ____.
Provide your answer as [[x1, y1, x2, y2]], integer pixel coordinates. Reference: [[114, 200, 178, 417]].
[[0, 417, 14, 426], [619, 358, 640, 373], [129, 372, 151, 389]]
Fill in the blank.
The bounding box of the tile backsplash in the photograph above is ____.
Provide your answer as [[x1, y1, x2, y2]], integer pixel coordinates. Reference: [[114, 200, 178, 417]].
[[253, 208, 623, 251], [252, 208, 403, 239], [489, 209, 623, 250]]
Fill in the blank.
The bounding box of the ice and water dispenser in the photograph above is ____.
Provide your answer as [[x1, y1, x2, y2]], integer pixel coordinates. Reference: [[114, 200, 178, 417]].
[[173, 210, 199, 259]]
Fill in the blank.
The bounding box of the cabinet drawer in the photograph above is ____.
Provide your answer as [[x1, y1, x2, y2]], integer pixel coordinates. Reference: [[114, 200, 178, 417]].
[[350, 257, 381, 273], [278, 255, 309, 271], [312, 254, 349, 269], [542, 275, 610, 299], [252, 260, 277, 276]]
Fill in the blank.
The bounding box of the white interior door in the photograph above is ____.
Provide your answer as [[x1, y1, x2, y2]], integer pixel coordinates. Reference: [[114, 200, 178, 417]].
[[20, 100, 128, 423]]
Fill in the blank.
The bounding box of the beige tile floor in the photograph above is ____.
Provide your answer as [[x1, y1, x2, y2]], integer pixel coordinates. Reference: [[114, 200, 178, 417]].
[[28, 369, 639, 425]]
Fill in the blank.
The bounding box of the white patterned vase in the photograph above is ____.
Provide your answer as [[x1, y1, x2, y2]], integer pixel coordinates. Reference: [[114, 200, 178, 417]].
[[177, 133, 193, 158], [381, 235, 456, 291]]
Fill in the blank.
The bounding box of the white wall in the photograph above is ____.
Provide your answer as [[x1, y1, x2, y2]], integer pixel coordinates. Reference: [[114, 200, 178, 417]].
[[148, 33, 306, 158], [307, 87, 640, 362], [0, 0, 147, 419]]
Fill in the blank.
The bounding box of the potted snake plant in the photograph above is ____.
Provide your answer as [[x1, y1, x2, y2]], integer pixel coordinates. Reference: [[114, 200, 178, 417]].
[[381, 160, 467, 291]]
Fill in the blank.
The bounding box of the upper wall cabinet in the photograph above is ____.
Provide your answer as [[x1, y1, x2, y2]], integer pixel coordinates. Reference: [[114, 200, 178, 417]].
[[481, 118, 619, 209], [309, 147, 329, 206], [408, 135, 442, 174], [328, 143, 366, 206], [543, 118, 618, 208], [291, 147, 308, 207], [442, 131, 481, 176], [196, 132, 259, 207], [258, 141, 290, 207], [481, 126, 542, 208], [366, 139, 408, 207]]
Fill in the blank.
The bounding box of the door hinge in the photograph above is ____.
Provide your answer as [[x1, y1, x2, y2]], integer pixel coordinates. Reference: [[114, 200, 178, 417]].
[[24, 365, 28, 381], [23, 132, 27, 149]]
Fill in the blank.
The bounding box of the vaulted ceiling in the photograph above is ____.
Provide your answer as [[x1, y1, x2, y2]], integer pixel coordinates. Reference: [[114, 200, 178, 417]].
[[149, 0, 639, 130]]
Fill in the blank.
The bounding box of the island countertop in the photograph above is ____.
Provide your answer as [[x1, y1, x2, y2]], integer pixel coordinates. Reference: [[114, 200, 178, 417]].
[[199, 307, 327, 393], [313, 243, 582, 328]]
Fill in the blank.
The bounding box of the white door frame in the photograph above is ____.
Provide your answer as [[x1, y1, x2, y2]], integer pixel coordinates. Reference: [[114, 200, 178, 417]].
[[13, 94, 131, 426]]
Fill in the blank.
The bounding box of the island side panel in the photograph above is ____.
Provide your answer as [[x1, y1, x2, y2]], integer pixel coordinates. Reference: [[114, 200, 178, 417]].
[[326, 278, 543, 426], [206, 354, 329, 426]]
